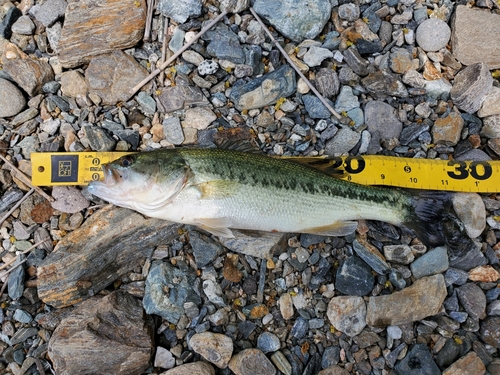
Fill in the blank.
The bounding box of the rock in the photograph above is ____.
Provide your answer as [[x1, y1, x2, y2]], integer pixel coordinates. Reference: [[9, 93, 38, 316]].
[[327, 296, 367, 337], [478, 86, 500, 118], [253, 0, 331, 43], [362, 70, 408, 98], [334, 86, 359, 113], [189, 231, 222, 268], [302, 95, 333, 119], [324, 126, 360, 155], [60, 70, 87, 98], [343, 46, 369, 76], [84, 126, 116, 151], [219, 0, 249, 13], [218, 230, 289, 259], [257, 332, 281, 353], [33, 0, 66, 27], [338, 3, 359, 21], [0, 6, 21, 39], [155, 347, 175, 369], [395, 343, 440, 375], [456, 283, 486, 321], [335, 256, 374, 296], [452, 193, 486, 238], [416, 18, 451, 52], [480, 317, 500, 348], [390, 48, 413, 74], [11, 15, 35, 35], [143, 260, 201, 323], [58, 0, 146, 68], [38, 206, 183, 308], [229, 64, 296, 110], [468, 265, 500, 283], [303, 47, 333, 67], [279, 293, 294, 320], [410, 246, 449, 279], [189, 332, 233, 368], [442, 352, 486, 375], [2, 43, 54, 96], [290, 316, 308, 339], [450, 62, 492, 114], [228, 348, 276, 375], [7, 255, 25, 300], [160, 362, 215, 375], [365, 100, 402, 143], [157, 0, 201, 23], [0, 78, 25, 118], [48, 292, 154, 375], [451, 5, 500, 69], [314, 68, 340, 99], [318, 366, 350, 375], [432, 111, 464, 146], [204, 24, 245, 64], [270, 351, 292, 375], [383, 245, 414, 265], [169, 27, 185, 53], [51, 186, 90, 213], [321, 346, 341, 369], [182, 107, 217, 130], [203, 279, 226, 307], [366, 274, 447, 326], [352, 238, 390, 275], [157, 85, 207, 113], [85, 50, 148, 105]]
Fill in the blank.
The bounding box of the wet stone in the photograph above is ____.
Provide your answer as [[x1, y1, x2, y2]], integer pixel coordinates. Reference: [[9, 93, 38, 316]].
[[143, 260, 201, 324], [410, 246, 449, 279], [384, 245, 413, 265], [456, 283, 486, 321], [395, 343, 440, 375], [335, 256, 374, 296], [257, 332, 281, 353], [253, 0, 331, 43], [189, 332, 233, 369], [327, 296, 367, 337]]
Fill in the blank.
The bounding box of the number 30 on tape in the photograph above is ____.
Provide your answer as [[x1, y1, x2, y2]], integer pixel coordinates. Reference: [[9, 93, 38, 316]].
[[31, 152, 500, 193]]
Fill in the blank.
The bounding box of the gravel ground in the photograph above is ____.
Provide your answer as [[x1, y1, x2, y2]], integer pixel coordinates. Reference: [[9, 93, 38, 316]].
[[0, 0, 500, 374]]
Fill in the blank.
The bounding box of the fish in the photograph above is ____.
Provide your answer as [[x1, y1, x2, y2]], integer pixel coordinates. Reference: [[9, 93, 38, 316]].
[[87, 147, 451, 246]]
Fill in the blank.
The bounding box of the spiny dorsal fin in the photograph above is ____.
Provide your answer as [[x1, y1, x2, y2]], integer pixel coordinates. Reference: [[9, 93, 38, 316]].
[[218, 139, 263, 154], [279, 156, 345, 177]]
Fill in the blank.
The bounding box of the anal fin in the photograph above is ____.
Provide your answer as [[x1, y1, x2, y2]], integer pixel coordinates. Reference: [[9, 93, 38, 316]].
[[303, 221, 358, 237], [194, 218, 235, 238]]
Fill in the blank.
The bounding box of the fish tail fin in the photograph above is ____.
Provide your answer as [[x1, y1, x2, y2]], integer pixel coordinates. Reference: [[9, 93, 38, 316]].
[[403, 191, 453, 247]]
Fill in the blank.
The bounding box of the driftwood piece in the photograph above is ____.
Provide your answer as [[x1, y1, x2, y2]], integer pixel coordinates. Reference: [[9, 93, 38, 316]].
[[37, 205, 182, 308]]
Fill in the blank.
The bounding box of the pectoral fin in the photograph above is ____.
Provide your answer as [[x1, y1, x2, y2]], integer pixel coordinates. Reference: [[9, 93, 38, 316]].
[[195, 180, 239, 200], [303, 221, 358, 237], [195, 218, 235, 238]]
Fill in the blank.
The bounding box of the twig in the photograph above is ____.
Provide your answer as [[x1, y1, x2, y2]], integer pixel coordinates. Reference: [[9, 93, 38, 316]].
[[143, 0, 155, 42], [129, 10, 228, 98], [249, 7, 343, 120], [0, 154, 54, 202], [0, 258, 27, 280], [0, 238, 49, 272], [159, 16, 171, 85], [0, 188, 34, 226]]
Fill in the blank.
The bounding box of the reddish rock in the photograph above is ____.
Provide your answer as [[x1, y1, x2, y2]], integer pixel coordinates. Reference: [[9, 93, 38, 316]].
[[442, 352, 486, 375], [432, 111, 464, 146]]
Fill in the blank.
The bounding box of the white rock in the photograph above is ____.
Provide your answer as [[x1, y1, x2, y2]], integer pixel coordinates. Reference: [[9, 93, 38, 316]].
[[452, 193, 486, 239], [478, 86, 500, 118], [198, 60, 219, 76], [154, 347, 175, 369], [302, 46, 333, 67], [182, 107, 217, 130], [327, 296, 366, 337], [279, 293, 294, 320], [182, 50, 204, 66]]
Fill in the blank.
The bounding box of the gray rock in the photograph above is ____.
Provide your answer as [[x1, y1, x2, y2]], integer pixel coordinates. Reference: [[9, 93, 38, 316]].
[[253, 0, 331, 43], [384, 244, 414, 265], [229, 348, 276, 375], [415, 18, 451, 52], [136, 92, 156, 115], [366, 274, 447, 326], [189, 332, 233, 369], [365, 100, 402, 142], [315, 68, 340, 99], [219, 0, 249, 13], [325, 126, 361, 155], [303, 47, 333, 67], [33, 0, 67, 27], [321, 346, 340, 368], [143, 260, 201, 323], [84, 126, 116, 151], [334, 86, 359, 113], [189, 231, 222, 268], [10, 327, 39, 345], [229, 64, 296, 110], [157, 0, 202, 23], [456, 283, 486, 321], [0, 78, 25, 118], [0, 6, 21, 39], [205, 24, 245, 64], [338, 3, 359, 22], [478, 86, 500, 118], [168, 27, 185, 53], [452, 193, 486, 239], [327, 296, 367, 337], [352, 238, 390, 275], [410, 246, 449, 279], [257, 332, 281, 353], [343, 46, 369, 76], [7, 255, 25, 300], [163, 117, 185, 145], [302, 95, 333, 119], [290, 316, 309, 339], [450, 62, 493, 114], [335, 256, 374, 296], [481, 115, 500, 138], [157, 85, 208, 113], [51, 186, 90, 214], [390, 48, 413, 74], [451, 5, 500, 69], [480, 317, 500, 348], [426, 78, 452, 100], [395, 343, 441, 375], [362, 70, 408, 98], [11, 15, 35, 35], [13, 309, 32, 324]]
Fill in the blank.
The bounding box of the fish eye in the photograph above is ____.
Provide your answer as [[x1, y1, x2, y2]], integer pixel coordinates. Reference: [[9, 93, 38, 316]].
[[120, 156, 134, 167]]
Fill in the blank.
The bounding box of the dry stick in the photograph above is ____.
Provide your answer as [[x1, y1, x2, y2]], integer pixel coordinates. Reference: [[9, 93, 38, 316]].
[[0, 188, 34, 227], [159, 16, 171, 85], [129, 10, 228, 98], [249, 7, 343, 120], [0, 154, 54, 202], [143, 0, 155, 42], [0, 238, 49, 272]]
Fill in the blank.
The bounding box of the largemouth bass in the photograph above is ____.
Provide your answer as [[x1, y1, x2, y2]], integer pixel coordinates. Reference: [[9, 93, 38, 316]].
[[87, 148, 449, 246]]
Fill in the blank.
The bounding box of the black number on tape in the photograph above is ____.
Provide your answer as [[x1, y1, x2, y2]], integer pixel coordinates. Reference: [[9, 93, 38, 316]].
[[344, 156, 365, 174], [447, 161, 493, 181]]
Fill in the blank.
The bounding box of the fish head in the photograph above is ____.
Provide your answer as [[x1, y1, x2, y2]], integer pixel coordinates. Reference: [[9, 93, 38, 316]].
[[87, 151, 188, 212]]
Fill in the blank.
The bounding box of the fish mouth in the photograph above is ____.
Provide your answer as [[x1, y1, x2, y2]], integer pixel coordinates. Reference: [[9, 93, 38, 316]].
[[101, 165, 123, 187]]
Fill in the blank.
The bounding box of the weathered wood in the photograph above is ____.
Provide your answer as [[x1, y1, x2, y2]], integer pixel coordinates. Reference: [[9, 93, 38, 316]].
[[37, 205, 182, 308]]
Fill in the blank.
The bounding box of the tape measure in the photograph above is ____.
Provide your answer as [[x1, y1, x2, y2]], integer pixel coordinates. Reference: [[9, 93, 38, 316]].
[[30, 152, 500, 193]]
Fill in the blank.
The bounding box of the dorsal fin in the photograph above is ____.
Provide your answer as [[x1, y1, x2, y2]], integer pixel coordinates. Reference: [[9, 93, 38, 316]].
[[279, 156, 345, 177], [218, 139, 263, 154]]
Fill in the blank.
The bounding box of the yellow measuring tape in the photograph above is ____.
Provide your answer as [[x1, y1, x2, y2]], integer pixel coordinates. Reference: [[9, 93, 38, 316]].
[[30, 152, 500, 193]]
